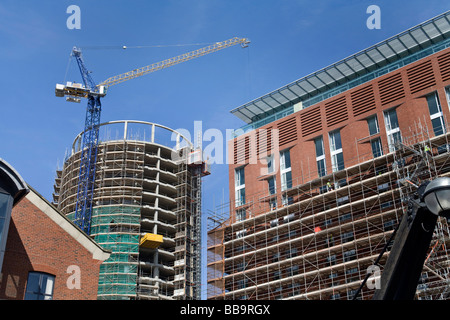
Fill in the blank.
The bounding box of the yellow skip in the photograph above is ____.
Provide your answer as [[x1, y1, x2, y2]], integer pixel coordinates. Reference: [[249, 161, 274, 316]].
[[139, 233, 163, 249]]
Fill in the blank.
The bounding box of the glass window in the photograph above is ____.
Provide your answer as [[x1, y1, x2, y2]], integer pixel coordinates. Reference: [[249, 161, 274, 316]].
[[329, 130, 344, 172], [314, 136, 327, 176], [0, 192, 13, 274], [235, 167, 245, 187], [268, 176, 276, 195], [384, 108, 401, 152], [24, 272, 55, 300], [266, 154, 275, 174], [280, 149, 292, 191], [329, 130, 342, 152], [384, 108, 399, 131], [236, 208, 246, 222], [427, 92, 445, 137], [427, 93, 441, 115], [280, 149, 291, 171], [0, 193, 11, 244], [317, 158, 326, 177], [367, 115, 380, 136], [235, 188, 245, 207], [315, 136, 324, 157], [235, 167, 245, 207], [371, 137, 383, 158], [281, 170, 292, 191]]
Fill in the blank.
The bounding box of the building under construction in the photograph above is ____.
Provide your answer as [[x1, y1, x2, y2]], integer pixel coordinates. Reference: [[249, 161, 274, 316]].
[[53, 120, 209, 300], [207, 11, 450, 300]]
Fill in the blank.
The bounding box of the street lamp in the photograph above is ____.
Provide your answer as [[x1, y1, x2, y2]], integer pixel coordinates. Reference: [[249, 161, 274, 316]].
[[423, 177, 450, 218], [372, 177, 450, 300]]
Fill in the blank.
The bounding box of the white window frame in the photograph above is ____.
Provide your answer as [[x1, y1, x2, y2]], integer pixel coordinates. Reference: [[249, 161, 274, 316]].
[[367, 115, 380, 136], [427, 92, 445, 136], [236, 208, 246, 222], [370, 137, 383, 158], [384, 108, 401, 153], [268, 175, 276, 195], [266, 154, 275, 174], [445, 86, 450, 111], [315, 136, 327, 177], [235, 167, 245, 207], [329, 130, 343, 172], [280, 149, 292, 191], [24, 272, 55, 300]]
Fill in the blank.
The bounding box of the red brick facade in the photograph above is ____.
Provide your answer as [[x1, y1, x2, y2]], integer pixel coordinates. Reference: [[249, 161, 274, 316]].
[[228, 47, 450, 221], [0, 189, 110, 300]]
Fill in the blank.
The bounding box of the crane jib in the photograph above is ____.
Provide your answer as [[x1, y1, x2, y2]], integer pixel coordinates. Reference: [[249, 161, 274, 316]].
[[55, 37, 249, 235]]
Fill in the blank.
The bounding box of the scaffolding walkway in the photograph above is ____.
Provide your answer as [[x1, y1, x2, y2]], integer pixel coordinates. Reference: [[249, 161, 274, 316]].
[[207, 124, 450, 300]]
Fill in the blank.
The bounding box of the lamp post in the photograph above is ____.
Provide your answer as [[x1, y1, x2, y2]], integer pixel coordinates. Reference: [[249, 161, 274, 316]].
[[372, 177, 450, 300]]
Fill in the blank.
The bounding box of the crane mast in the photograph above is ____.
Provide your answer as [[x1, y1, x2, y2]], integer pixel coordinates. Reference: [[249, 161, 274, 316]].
[[56, 37, 250, 234]]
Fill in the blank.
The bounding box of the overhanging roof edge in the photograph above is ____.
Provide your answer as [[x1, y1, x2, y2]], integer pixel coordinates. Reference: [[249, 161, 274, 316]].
[[230, 10, 450, 124]]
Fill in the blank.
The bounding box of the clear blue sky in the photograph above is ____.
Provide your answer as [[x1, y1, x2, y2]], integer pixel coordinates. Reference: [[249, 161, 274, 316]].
[[1, 0, 449, 298]]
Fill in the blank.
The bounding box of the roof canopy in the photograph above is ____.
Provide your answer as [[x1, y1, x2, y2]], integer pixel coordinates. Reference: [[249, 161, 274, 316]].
[[231, 11, 450, 124]]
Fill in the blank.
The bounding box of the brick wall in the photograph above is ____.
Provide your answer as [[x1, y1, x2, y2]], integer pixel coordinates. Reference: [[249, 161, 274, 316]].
[[228, 47, 450, 221], [0, 193, 105, 300]]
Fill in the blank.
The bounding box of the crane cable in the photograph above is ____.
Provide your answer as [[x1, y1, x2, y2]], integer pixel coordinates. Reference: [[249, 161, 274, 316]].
[[79, 42, 215, 50]]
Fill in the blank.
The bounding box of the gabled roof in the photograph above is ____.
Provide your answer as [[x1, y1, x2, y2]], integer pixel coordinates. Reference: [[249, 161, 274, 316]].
[[24, 185, 111, 261]]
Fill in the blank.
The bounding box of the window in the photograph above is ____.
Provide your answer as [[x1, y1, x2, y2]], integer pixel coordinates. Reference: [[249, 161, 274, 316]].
[[427, 92, 446, 136], [282, 194, 294, 206], [287, 265, 299, 277], [235, 167, 245, 207], [266, 154, 275, 174], [273, 270, 281, 280], [236, 208, 246, 222], [383, 219, 396, 231], [268, 176, 277, 209], [268, 176, 276, 195], [236, 262, 245, 272], [0, 192, 13, 274], [330, 293, 341, 300], [341, 231, 354, 243], [343, 249, 356, 262], [367, 115, 384, 157], [24, 272, 55, 300], [280, 149, 292, 191], [384, 108, 401, 152], [329, 130, 344, 172], [446, 87, 450, 110], [371, 137, 383, 157], [327, 254, 336, 266], [314, 136, 327, 177], [339, 213, 352, 223], [367, 115, 380, 136]]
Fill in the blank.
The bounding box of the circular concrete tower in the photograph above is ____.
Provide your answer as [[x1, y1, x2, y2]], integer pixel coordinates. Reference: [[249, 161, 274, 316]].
[[53, 120, 207, 300]]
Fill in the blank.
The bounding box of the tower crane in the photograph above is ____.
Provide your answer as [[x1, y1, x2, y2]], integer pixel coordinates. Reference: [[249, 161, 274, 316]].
[[55, 37, 250, 234]]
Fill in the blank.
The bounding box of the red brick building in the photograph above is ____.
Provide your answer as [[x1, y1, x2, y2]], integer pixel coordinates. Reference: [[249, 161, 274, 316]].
[[208, 11, 450, 300], [0, 161, 110, 300]]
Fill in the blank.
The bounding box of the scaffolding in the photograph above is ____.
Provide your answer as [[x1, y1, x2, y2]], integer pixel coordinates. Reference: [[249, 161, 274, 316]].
[[54, 120, 205, 300], [207, 123, 450, 300]]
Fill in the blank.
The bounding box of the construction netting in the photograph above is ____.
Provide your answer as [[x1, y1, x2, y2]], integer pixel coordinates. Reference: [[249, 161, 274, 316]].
[[69, 206, 141, 300]]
